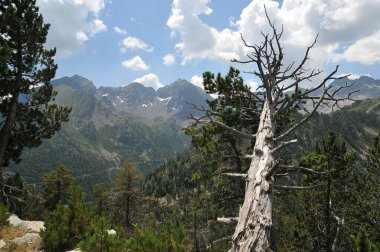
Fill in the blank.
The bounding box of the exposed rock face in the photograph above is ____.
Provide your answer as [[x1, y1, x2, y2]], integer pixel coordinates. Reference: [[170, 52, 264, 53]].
[[2, 214, 44, 250], [8, 214, 44, 233], [0, 239, 6, 249], [20, 220, 45, 233], [8, 214, 23, 226], [12, 233, 40, 244]]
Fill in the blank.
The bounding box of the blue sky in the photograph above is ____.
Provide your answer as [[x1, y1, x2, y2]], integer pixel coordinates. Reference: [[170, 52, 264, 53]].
[[36, 0, 380, 89]]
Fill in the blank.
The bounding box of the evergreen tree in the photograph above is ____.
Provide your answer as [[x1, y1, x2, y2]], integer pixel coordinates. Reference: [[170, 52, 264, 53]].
[[0, 0, 71, 202], [4, 172, 25, 216], [298, 132, 355, 251], [0, 204, 9, 226], [93, 183, 109, 217], [186, 12, 353, 249], [125, 221, 187, 252], [111, 162, 142, 234], [360, 133, 380, 243], [42, 165, 74, 211], [356, 229, 373, 252], [41, 183, 93, 251]]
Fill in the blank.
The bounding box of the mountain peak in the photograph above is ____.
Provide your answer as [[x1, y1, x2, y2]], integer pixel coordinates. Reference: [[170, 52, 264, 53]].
[[52, 75, 96, 94], [357, 75, 375, 82]]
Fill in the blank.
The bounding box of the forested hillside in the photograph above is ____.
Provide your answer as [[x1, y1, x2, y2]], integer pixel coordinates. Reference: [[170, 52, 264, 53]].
[[8, 75, 212, 191], [144, 96, 380, 250], [1, 1, 380, 251]]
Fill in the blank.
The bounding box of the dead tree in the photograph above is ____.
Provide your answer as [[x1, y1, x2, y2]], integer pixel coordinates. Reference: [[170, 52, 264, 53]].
[[187, 11, 355, 252]]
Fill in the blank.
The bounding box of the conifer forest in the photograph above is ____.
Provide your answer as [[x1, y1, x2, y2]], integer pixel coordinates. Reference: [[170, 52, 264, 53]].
[[0, 0, 379, 251]]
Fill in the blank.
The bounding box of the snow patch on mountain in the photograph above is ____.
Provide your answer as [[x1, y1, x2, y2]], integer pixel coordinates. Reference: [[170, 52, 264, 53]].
[[116, 96, 125, 103]]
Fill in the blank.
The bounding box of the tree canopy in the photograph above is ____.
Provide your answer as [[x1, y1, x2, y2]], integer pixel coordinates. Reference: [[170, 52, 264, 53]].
[[0, 0, 71, 203]]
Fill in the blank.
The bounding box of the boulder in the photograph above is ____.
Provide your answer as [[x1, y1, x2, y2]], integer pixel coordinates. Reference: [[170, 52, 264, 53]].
[[0, 239, 6, 249], [12, 233, 40, 244]]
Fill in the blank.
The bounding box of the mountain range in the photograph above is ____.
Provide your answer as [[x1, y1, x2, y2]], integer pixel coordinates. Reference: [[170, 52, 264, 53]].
[[9, 75, 211, 192], [8, 75, 380, 192]]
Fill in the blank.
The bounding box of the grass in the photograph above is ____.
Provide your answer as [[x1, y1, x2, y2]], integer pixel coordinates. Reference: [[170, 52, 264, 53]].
[[0, 225, 42, 252]]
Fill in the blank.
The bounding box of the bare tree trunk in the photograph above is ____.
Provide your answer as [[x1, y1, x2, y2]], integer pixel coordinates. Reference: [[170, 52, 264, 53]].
[[230, 101, 275, 252]]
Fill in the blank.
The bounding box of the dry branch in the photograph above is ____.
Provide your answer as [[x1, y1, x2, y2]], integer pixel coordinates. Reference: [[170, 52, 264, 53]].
[[275, 184, 326, 190], [219, 173, 247, 180], [217, 217, 239, 224], [278, 165, 326, 175]]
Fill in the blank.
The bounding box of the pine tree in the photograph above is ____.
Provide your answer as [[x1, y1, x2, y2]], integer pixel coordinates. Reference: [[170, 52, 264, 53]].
[[42, 165, 74, 211], [297, 132, 355, 251], [0, 0, 71, 202], [4, 172, 26, 216], [110, 162, 142, 234], [187, 11, 354, 250], [41, 183, 93, 251], [93, 183, 109, 217]]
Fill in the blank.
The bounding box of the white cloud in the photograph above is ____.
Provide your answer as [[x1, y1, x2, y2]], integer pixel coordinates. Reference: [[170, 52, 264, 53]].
[[133, 74, 163, 90], [167, 0, 241, 64], [36, 0, 109, 57], [90, 19, 107, 35], [162, 54, 176, 66], [334, 31, 380, 65], [121, 56, 150, 71], [121, 36, 154, 52], [72, 0, 107, 13], [191, 75, 204, 89], [247, 80, 260, 91], [76, 31, 89, 42], [168, 0, 380, 72], [114, 26, 127, 35]]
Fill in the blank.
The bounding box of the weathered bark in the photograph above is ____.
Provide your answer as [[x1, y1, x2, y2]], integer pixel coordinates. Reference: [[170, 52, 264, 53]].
[[230, 101, 275, 252]]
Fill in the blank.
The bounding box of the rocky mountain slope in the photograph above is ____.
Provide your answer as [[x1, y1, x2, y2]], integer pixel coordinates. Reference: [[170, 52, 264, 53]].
[[9, 76, 212, 192], [8, 75, 380, 192]]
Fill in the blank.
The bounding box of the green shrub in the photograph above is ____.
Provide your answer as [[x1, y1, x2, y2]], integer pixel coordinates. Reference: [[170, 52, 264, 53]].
[[0, 204, 10, 226], [125, 221, 186, 252], [40, 184, 93, 252], [79, 217, 127, 252]]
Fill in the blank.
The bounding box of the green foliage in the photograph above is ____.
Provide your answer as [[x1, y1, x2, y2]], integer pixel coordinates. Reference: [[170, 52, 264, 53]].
[[111, 162, 142, 233], [93, 183, 109, 217], [356, 228, 373, 252], [0, 0, 71, 167], [0, 204, 9, 226], [274, 131, 380, 251], [187, 67, 258, 171], [79, 217, 127, 252], [144, 149, 238, 250], [4, 173, 26, 216], [42, 165, 75, 212], [9, 116, 189, 196], [365, 133, 380, 172], [125, 222, 186, 252], [40, 183, 93, 251]]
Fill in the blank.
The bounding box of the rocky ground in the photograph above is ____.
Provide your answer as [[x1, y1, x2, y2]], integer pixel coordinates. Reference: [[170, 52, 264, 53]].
[[0, 215, 44, 252]]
